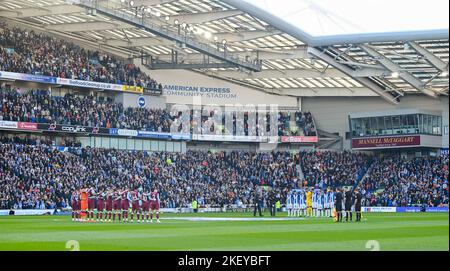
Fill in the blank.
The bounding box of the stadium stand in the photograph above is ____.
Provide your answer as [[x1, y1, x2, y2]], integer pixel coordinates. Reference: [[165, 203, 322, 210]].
[[0, 88, 172, 132], [0, 142, 299, 209], [0, 23, 162, 90], [300, 150, 373, 188], [359, 155, 449, 207], [1, 87, 317, 136], [0, 1, 447, 216], [0, 138, 447, 210]]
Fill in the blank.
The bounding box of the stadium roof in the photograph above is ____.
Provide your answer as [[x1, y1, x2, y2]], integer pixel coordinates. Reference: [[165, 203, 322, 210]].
[[235, 0, 449, 42], [0, 0, 448, 104]]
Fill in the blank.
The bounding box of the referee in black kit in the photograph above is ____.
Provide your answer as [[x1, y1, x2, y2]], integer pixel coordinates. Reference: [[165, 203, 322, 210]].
[[335, 188, 343, 222], [354, 188, 362, 222], [345, 187, 354, 222], [268, 190, 276, 217]]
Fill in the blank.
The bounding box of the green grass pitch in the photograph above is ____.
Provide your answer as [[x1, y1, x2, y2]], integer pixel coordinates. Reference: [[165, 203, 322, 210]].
[[0, 212, 448, 251]]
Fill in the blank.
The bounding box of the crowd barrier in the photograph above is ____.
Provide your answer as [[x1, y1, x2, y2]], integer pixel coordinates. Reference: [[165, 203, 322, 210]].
[[2, 207, 447, 216], [362, 207, 449, 213], [0, 71, 144, 94], [1, 120, 318, 143], [0, 209, 56, 216]]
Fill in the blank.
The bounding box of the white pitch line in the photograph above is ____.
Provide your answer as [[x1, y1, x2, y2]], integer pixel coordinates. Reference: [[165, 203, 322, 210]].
[[162, 217, 306, 222]]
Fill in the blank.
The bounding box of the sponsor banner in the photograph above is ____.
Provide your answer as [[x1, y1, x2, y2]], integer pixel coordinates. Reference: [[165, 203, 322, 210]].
[[61, 125, 88, 133], [18, 122, 38, 131], [109, 128, 139, 137], [34, 123, 188, 140], [137, 130, 171, 139], [281, 136, 319, 143], [0, 120, 18, 129], [122, 85, 144, 94], [38, 123, 109, 135], [0, 71, 57, 84], [144, 87, 163, 96], [396, 207, 421, 213], [0, 71, 145, 93], [441, 148, 449, 155], [352, 135, 421, 149], [192, 134, 271, 143], [362, 207, 397, 213], [365, 207, 450, 213], [57, 78, 123, 91], [426, 207, 449, 212], [160, 208, 223, 213], [0, 209, 56, 216], [0, 210, 10, 216]]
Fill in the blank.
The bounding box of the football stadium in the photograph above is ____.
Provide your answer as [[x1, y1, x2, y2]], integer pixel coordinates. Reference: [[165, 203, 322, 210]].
[[0, 0, 448, 253]]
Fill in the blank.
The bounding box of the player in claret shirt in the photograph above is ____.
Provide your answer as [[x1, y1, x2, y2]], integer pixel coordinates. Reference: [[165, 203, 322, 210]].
[[96, 190, 105, 222], [120, 187, 130, 223], [87, 187, 97, 222], [71, 190, 80, 222], [112, 188, 122, 223], [141, 189, 151, 223], [105, 188, 113, 222], [149, 188, 161, 223], [130, 188, 141, 223]]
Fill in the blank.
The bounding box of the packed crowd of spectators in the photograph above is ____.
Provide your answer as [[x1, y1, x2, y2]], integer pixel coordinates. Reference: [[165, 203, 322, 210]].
[[0, 23, 162, 90], [1, 85, 319, 138], [300, 150, 373, 189], [358, 155, 449, 207], [0, 88, 172, 132], [2, 88, 318, 137], [0, 138, 447, 210], [0, 141, 301, 209]]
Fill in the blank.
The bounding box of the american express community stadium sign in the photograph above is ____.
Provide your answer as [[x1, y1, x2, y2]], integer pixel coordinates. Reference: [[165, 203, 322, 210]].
[[163, 84, 237, 99]]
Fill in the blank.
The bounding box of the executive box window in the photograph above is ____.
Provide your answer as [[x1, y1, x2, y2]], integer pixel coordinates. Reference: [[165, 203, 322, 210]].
[[350, 113, 442, 138]]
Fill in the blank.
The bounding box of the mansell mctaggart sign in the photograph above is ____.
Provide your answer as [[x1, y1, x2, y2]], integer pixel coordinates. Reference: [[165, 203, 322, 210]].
[[352, 135, 421, 149]]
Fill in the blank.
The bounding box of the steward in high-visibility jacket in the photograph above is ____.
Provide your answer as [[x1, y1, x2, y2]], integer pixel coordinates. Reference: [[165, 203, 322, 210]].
[[275, 200, 281, 211], [192, 200, 198, 213]]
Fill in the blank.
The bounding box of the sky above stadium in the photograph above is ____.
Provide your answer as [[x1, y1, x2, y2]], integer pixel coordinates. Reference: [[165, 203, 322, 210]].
[[241, 0, 449, 37]]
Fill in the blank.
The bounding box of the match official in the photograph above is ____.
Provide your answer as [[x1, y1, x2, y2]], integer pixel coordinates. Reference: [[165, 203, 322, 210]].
[[345, 188, 354, 222], [335, 188, 343, 222], [268, 190, 276, 217], [354, 188, 362, 222]]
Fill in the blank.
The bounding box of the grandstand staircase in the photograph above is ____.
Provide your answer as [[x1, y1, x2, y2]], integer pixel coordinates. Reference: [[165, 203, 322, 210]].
[[297, 164, 305, 181], [316, 129, 342, 149], [289, 120, 300, 135], [353, 159, 376, 189]]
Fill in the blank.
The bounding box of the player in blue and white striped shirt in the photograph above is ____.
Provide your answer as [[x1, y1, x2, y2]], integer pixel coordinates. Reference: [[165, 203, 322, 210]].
[[328, 189, 335, 218], [299, 189, 306, 217], [317, 190, 324, 217], [312, 190, 318, 217], [287, 191, 294, 217]]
